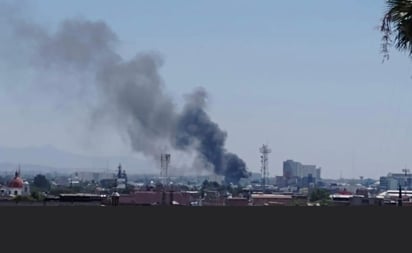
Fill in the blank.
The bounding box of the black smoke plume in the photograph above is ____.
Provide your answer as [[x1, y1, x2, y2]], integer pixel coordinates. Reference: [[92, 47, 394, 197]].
[[0, 2, 249, 183], [175, 88, 248, 183]]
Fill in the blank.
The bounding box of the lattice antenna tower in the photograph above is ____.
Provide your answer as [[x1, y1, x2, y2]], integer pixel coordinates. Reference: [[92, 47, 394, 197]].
[[160, 153, 171, 185], [260, 144, 271, 191]]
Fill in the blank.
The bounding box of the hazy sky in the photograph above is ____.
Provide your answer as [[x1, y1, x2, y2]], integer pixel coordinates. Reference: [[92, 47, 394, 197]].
[[1, 0, 412, 179]]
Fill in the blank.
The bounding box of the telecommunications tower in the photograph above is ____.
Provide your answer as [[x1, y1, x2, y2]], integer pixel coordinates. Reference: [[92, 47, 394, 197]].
[[259, 144, 271, 191], [160, 153, 171, 185]]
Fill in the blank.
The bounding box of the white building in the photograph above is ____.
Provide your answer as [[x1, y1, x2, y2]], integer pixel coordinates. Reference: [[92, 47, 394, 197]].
[[0, 171, 30, 197]]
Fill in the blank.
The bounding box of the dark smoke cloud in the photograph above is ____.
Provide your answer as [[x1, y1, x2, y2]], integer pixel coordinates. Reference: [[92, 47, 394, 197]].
[[36, 19, 120, 70], [0, 2, 249, 183], [175, 88, 249, 183], [95, 53, 178, 157]]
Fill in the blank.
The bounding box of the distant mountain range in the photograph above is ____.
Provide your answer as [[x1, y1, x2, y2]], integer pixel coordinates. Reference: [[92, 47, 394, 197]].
[[0, 145, 155, 174]]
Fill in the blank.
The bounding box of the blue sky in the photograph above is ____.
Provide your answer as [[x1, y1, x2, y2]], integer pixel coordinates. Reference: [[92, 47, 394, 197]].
[[1, 0, 412, 179]]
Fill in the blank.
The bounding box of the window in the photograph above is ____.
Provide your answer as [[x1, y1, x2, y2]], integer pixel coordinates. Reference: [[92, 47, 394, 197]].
[[14, 190, 18, 195]]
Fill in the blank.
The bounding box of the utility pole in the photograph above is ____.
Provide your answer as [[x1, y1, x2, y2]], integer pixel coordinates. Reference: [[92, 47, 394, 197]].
[[398, 184, 403, 207], [402, 168, 410, 191]]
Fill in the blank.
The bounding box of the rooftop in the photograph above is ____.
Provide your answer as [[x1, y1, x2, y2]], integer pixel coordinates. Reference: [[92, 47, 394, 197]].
[[251, 194, 292, 199]]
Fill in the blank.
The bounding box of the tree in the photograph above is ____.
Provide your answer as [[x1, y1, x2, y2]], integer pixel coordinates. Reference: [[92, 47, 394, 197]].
[[381, 0, 412, 60], [309, 188, 330, 202], [31, 191, 42, 200], [33, 174, 51, 190]]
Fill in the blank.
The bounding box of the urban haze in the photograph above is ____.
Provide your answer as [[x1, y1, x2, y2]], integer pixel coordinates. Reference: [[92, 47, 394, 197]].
[[1, 0, 412, 206]]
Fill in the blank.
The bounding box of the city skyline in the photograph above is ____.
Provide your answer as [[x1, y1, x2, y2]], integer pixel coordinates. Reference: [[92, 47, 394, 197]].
[[1, 0, 412, 179]]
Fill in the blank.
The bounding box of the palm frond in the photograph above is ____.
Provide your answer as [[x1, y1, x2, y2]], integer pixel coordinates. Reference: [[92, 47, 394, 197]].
[[380, 0, 412, 60]]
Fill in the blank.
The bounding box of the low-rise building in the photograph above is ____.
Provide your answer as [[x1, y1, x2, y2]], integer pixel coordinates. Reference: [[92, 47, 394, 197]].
[[118, 191, 198, 206], [225, 197, 249, 206], [250, 193, 293, 206]]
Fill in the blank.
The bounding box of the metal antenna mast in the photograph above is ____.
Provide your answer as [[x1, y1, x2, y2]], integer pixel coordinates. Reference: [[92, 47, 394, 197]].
[[260, 144, 271, 192], [160, 153, 171, 186]]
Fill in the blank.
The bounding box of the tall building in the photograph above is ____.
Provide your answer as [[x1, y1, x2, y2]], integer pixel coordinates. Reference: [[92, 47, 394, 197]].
[[379, 172, 412, 191], [283, 160, 321, 180]]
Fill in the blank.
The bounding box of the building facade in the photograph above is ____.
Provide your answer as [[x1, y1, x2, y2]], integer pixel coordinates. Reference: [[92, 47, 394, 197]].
[[283, 160, 321, 180], [379, 172, 412, 191], [74, 171, 115, 182]]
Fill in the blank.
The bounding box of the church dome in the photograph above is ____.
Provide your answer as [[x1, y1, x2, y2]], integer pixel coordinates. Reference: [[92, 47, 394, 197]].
[[9, 177, 24, 188], [8, 171, 24, 188]]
